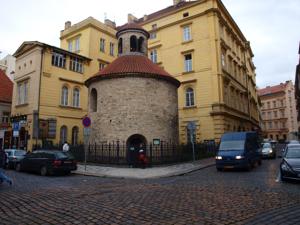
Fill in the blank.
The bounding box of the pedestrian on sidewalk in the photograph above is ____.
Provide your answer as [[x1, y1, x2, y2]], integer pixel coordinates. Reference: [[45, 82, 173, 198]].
[[138, 148, 148, 169], [62, 142, 70, 152], [0, 149, 12, 186]]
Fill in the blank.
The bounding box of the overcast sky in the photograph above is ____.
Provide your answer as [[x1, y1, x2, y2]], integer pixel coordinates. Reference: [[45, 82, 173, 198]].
[[0, 0, 299, 88]]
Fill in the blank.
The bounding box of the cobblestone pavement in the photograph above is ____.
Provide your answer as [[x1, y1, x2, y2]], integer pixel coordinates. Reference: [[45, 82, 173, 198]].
[[0, 155, 299, 224]]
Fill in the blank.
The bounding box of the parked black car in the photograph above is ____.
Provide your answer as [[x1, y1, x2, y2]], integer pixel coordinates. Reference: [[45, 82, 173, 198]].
[[280, 144, 300, 181], [16, 150, 77, 176]]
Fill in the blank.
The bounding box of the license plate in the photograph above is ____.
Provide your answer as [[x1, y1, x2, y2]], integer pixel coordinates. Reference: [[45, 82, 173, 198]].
[[224, 166, 234, 169]]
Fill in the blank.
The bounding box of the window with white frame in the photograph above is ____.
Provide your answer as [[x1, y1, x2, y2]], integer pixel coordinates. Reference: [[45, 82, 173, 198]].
[[17, 81, 28, 105], [1, 112, 9, 123], [69, 57, 83, 73], [99, 63, 106, 70], [75, 38, 80, 52], [150, 32, 157, 39], [221, 52, 226, 67], [186, 87, 195, 107], [183, 26, 191, 42], [60, 126, 67, 144], [110, 42, 114, 56], [61, 86, 68, 106], [100, 38, 105, 52], [73, 88, 80, 107], [184, 54, 192, 72], [68, 41, 73, 52], [150, 49, 157, 63], [52, 51, 66, 68]]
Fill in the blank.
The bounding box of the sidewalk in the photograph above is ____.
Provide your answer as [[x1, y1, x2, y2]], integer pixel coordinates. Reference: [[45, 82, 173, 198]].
[[74, 158, 215, 179]]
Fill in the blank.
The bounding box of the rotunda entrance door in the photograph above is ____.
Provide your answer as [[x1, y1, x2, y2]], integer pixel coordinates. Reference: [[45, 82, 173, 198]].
[[126, 134, 147, 167]]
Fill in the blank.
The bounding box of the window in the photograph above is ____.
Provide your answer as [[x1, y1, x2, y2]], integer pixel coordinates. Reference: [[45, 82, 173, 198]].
[[184, 54, 192, 72], [221, 52, 226, 67], [185, 88, 195, 107], [150, 49, 157, 63], [1, 112, 9, 123], [152, 24, 157, 30], [280, 110, 285, 118], [267, 102, 270, 109], [110, 42, 114, 56], [17, 81, 28, 105], [61, 86, 68, 106], [183, 26, 191, 42], [268, 122, 272, 129], [262, 112, 266, 119], [281, 100, 284, 107], [274, 121, 278, 129], [75, 38, 80, 52], [73, 88, 80, 107], [118, 38, 123, 54], [274, 111, 277, 118], [100, 38, 105, 52], [138, 37, 144, 53], [72, 126, 79, 146], [183, 12, 189, 17], [68, 41, 72, 52], [60, 126, 68, 144], [150, 32, 157, 39], [99, 63, 106, 70], [69, 57, 83, 73], [52, 51, 66, 68], [267, 112, 271, 119], [90, 88, 97, 112], [273, 101, 276, 108], [130, 35, 137, 52]]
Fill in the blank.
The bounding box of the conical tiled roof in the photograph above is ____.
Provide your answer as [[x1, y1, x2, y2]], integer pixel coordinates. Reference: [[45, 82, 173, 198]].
[[85, 55, 180, 87]]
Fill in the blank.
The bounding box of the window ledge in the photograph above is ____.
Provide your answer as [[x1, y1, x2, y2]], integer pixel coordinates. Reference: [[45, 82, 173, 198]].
[[182, 39, 193, 44], [182, 70, 195, 75], [59, 105, 82, 110], [16, 103, 29, 108], [183, 106, 197, 110]]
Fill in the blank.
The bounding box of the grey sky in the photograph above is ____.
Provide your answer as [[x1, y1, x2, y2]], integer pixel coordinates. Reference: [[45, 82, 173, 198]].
[[0, 0, 299, 88]]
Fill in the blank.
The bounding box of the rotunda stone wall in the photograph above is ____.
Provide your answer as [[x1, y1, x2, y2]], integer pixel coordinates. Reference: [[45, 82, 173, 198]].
[[88, 75, 179, 144]]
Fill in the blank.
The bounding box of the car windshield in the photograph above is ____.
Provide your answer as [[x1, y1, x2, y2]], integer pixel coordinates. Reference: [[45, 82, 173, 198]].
[[263, 143, 271, 148], [219, 140, 244, 151], [285, 148, 300, 158], [5, 151, 12, 156], [15, 151, 26, 156]]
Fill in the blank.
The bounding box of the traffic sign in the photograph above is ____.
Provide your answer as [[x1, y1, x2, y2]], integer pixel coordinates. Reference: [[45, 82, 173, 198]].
[[84, 127, 91, 136], [187, 121, 196, 131], [82, 116, 91, 127], [13, 122, 20, 131]]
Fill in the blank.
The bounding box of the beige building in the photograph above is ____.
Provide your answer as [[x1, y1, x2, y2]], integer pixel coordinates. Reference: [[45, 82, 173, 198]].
[[258, 81, 298, 141], [0, 54, 16, 81], [60, 0, 260, 144], [11, 41, 91, 150]]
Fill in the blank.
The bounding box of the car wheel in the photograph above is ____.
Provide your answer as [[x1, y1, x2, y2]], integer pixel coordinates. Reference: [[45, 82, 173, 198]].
[[15, 163, 22, 172], [40, 166, 48, 176]]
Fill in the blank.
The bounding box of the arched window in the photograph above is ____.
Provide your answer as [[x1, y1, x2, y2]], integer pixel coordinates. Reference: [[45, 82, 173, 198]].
[[60, 126, 68, 144], [130, 35, 137, 52], [118, 38, 123, 54], [138, 37, 144, 53], [72, 126, 79, 146], [61, 86, 68, 106], [90, 88, 97, 112], [73, 88, 80, 107], [186, 88, 195, 107]]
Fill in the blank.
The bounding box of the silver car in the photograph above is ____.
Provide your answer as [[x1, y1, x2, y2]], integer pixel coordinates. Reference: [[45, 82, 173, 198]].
[[4, 149, 27, 169]]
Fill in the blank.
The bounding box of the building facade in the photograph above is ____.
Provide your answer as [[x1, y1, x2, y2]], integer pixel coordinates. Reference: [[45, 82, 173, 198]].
[[60, 0, 260, 143], [0, 54, 16, 81], [0, 69, 13, 150], [11, 41, 91, 150], [258, 81, 298, 141], [295, 43, 300, 134]]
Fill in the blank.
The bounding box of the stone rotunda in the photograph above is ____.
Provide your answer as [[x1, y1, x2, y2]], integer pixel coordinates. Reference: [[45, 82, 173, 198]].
[[85, 22, 180, 150]]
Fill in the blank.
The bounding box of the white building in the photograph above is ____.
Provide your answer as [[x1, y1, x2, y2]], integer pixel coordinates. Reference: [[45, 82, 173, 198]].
[[0, 54, 16, 81]]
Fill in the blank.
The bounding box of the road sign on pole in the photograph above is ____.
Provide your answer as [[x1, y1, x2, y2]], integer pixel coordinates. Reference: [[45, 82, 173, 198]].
[[187, 121, 196, 162], [82, 116, 91, 171]]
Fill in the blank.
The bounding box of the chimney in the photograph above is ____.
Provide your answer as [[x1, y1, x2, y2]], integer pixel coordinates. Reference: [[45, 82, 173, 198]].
[[173, 0, 185, 5], [65, 21, 71, 30], [143, 15, 148, 21], [128, 14, 138, 23], [105, 19, 116, 29]]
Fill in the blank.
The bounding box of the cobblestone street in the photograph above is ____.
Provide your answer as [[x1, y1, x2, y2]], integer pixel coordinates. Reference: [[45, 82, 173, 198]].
[[1, 158, 299, 225]]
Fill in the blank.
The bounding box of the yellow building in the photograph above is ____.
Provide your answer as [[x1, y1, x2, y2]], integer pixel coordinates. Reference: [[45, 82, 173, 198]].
[[60, 17, 117, 78], [60, 0, 259, 143], [11, 41, 91, 150]]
